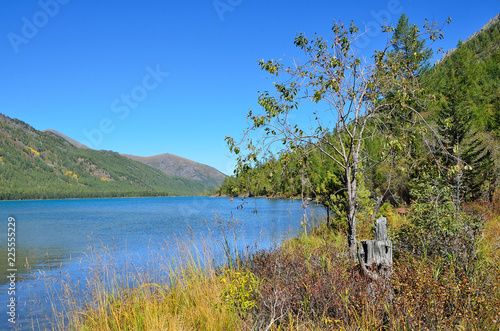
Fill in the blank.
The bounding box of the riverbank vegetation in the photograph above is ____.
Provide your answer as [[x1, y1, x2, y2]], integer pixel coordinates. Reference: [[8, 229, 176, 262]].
[[216, 12, 500, 329], [38, 197, 498, 330]]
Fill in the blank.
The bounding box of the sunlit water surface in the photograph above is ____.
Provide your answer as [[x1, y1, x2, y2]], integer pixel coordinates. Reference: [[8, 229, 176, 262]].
[[0, 196, 323, 330]]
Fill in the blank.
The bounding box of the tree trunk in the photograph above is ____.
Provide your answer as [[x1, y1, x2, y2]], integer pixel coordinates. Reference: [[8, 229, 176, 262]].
[[347, 211, 357, 259], [346, 165, 358, 260], [361, 240, 393, 266]]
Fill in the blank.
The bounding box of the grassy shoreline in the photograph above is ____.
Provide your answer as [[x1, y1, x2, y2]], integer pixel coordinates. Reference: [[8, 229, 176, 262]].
[[36, 201, 500, 330]]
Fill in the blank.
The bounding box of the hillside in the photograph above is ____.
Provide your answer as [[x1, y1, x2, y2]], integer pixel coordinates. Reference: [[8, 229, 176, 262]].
[[122, 153, 226, 189], [218, 12, 500, 203], [43, 129, 90, 150], [437, 13, 500, 63], [43, 128, 225, 190], [0, 113, 209, 200], [424, 12, 500, 200]]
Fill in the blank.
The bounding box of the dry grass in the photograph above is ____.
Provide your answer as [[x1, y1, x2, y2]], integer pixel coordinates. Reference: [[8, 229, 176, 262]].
[[26, 201, 500, 330], [69, 266, 242, 330], [23, 235, 243, 331]]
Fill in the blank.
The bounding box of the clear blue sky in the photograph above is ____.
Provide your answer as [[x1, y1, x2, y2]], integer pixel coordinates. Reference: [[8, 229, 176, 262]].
[[1, 0, 498, 175]]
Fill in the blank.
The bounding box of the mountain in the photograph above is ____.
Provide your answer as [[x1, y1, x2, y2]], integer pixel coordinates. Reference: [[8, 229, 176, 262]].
[[464, 13, 500, 44], [436, 13, 500, 64], [43, 129, 90, 150], [0, 113, 210, 200], [122, 153, 226, 189], [42, 128, 226, 190]]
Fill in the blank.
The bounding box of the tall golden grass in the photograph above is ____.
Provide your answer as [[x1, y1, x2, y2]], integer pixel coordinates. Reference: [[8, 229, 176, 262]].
[[22, 204, 500, 330], [30, 236, 244, 331]]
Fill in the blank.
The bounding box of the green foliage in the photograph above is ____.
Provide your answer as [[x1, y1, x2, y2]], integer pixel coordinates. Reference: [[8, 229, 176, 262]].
[[378, 202, 393, 219], [407, 172, 458, 232], [424, 16, 500, 201], [394, 170, 483, 272], [392, 13, 433, 76], [0, 113, 208, 199], [220, 268, 259, 315], [217, 152, 305, 199], [220, 14, 500, 230], [224, 15, 455, 261]]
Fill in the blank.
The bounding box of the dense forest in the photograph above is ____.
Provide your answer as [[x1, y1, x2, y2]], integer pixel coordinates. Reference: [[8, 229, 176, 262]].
[[0, 114, 210, 199], [218, 13, 500, 210]]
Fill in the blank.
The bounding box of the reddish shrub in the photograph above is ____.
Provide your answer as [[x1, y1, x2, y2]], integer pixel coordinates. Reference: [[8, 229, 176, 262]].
[[247, 245, 391, 329]]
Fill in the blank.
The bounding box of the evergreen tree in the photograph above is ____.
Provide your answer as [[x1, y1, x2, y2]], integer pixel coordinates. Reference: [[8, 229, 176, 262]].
[[369, 14, 435, 205], [392, 13, 433, 77], [434, 41, 485, 203]]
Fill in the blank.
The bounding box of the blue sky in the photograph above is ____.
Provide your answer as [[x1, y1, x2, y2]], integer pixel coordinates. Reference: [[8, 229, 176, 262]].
[[1, 0, 498, 175]]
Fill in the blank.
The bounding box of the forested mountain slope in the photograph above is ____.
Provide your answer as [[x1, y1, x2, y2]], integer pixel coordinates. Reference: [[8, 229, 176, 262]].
[[0, 113, 207, 199], [424, 12, 500, 200], [44, 129, 225, 191]]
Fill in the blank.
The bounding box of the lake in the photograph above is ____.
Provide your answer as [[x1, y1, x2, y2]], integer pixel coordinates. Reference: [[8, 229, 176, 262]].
[[0, 196, 322, 330]]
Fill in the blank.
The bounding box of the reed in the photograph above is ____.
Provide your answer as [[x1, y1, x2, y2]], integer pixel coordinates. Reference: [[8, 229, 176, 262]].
[[27, 203, 500, 330], [22, 232, 244, 330]]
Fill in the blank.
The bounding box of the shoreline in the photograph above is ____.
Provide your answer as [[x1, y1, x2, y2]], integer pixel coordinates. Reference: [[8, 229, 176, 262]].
[[0, 194, 310, 203], [0, 194, 196, 203]]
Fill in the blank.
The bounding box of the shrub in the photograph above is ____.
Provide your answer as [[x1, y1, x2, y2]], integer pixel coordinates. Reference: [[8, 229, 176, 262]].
[[219, 267, 259, 315], [246, 242, 391, 329], [393, 173, 483, 274], [390, 253, 500, 329]]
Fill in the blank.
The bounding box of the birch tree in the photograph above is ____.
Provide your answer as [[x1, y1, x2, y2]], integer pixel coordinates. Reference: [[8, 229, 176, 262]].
[[226, 19, 449, 261]]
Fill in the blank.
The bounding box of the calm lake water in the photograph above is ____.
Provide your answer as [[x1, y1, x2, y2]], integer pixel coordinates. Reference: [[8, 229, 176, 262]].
[[0, 196, 322, 330]]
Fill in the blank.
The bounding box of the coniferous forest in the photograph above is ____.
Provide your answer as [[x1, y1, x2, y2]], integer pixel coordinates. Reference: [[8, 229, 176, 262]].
[[0, 113, 210, 199], [219, 13, 500, 209]]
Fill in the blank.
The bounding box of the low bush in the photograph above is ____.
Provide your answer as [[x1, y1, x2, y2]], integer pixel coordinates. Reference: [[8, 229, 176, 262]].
[[390, 254, 500, 329], [246, 237, 392, 329], [241, 210, 500, 330]]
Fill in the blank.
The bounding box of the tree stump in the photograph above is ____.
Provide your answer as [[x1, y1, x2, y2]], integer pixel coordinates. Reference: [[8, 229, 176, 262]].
[[360, 216, 393, 301], [361, 216, 392, 267]]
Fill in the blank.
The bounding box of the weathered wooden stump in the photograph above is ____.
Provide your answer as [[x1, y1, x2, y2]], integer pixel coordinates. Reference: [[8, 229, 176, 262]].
[[361, 216, 392, 267], [360, 216, 393, 300]]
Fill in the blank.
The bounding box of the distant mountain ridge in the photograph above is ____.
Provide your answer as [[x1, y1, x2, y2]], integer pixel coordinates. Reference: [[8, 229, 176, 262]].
[[122, 153, 226, 188], [41, 128, 226, 189], [437, 12, 500, 64], [0, 113, 214, 200], [43, 129, 90, 149]]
